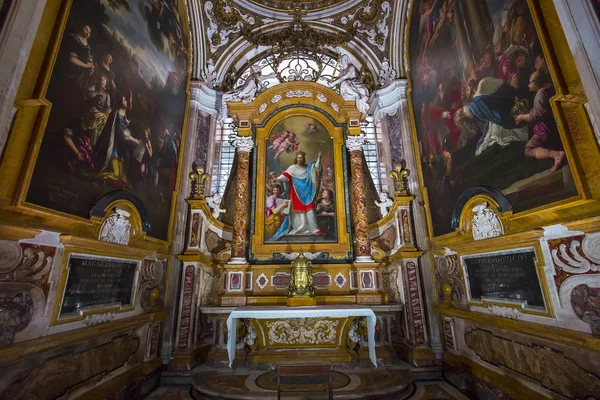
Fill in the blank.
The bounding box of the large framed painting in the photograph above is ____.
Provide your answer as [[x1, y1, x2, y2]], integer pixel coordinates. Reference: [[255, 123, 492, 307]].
[[408, 0, 578, 237], [251, 110, 352, 261], [24, 0, 189, 241]]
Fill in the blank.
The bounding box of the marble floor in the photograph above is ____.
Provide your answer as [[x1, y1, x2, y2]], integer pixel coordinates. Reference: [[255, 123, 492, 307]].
[[145, 368, 469, 400]]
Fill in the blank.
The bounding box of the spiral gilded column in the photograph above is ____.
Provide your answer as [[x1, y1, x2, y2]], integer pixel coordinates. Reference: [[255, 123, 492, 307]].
[[229, 136, 254, 263], [346, 135, 373, 262]]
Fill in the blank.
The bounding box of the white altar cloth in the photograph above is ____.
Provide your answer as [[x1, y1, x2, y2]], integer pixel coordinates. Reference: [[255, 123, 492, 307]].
[[226, 305, 378, 368]]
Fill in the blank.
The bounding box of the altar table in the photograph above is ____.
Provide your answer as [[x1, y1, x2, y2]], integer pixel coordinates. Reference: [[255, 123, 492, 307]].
[[226, 305, 378, 367]]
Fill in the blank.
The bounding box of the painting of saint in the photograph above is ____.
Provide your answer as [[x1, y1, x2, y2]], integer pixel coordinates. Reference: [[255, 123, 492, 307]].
[[26, 0, 188, 241], [409, 0, 577, 236], [264, 116, 337, 243]]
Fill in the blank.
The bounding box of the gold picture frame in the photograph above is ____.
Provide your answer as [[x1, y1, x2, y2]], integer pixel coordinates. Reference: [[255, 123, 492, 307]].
[[227, 82, 363, 261], [0, 0, 193, 254], [403, 0, 600, 249]]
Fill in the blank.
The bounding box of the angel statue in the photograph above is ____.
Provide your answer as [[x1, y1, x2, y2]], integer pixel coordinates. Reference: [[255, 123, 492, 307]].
[[328, 55, 370, 114], [206, 193, 227, 219], [219, 65, 277, 121], [374, 192, 394, 217]]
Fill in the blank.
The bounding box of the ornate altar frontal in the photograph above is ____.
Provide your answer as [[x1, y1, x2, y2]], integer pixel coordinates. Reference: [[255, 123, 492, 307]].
[[176, 82, 423, 366]]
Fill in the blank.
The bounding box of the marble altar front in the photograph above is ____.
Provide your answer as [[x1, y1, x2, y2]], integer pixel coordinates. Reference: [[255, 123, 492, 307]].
[[226, 305, 379, 367]]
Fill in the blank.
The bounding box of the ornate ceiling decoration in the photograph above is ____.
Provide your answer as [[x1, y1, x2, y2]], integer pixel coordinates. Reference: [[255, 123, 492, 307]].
[[201, 0, 394, 64], [242, 0, 350, 12], [242, 8, 354, 50]]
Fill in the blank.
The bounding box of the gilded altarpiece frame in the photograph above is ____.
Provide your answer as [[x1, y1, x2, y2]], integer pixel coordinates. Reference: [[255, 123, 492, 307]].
[[251, 107, 352, 261]]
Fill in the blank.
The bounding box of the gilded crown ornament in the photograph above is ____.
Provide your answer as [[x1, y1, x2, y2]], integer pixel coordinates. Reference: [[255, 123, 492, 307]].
[[389, 161, 410, 196], [189, 163, 210, 199]]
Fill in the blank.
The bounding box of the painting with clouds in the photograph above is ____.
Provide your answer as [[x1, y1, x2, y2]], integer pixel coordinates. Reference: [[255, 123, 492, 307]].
[[27, 0, 188, 240]]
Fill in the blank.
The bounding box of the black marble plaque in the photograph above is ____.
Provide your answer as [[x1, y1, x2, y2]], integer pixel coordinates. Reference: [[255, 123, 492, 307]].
[[60, 255, 139, 316], [462, 249, 545, 308]]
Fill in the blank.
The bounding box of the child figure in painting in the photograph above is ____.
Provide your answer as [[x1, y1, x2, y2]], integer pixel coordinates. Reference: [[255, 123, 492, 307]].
[[265, 184, 290, 238], [268, 130, 299, 160], [514, 70, 565, 172], [316, 189, 336, 237]]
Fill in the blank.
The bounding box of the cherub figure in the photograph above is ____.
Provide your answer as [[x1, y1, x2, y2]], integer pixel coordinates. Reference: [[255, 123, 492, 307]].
[[267, 130, 299, 160], [305, 123, 317, 134], [206, 193, 227, 219], [374, 192, 394, 217]]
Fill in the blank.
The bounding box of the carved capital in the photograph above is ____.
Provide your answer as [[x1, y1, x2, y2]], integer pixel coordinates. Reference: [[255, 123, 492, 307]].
[[233, 136, 254, 153], [345, 135, 365, 152]]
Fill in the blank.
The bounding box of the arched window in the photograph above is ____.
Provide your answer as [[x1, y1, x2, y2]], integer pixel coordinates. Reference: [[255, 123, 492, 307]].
[[210, 52, 387, 197], [234, 51, 342, 93], [210, 118, 236, 196], [363, 118, 388, 194]]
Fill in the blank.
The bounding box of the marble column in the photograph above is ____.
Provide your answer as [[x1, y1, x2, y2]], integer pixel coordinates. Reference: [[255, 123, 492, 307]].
[[346, 135, 373, 262], [229, 136, 254, 263]]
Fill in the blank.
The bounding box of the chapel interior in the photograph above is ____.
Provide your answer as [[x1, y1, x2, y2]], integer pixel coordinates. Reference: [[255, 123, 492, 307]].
[[1, 0, 600, 399]]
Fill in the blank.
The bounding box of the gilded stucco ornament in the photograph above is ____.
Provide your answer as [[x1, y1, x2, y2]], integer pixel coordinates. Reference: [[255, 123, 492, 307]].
[[189, 164, 210, 199], [266, 318, 339, 345], [471, 202, 504, 241], [99, 208, 131, 246], [389, 162, 410, 196]]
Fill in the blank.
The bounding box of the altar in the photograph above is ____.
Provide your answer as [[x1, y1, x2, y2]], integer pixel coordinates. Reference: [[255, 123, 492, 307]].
[[226, 305, 378, 367], [172, 82, 432, 372]]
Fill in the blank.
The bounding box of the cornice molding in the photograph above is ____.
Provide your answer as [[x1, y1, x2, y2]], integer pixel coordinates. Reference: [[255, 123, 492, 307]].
[[369, 79, 408, 122]]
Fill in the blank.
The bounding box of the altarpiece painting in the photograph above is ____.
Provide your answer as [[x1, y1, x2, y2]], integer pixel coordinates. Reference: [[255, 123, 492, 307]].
[[250, 108, 351, 261], [25, 0, 188, 240], [264, 116, 337, 244]]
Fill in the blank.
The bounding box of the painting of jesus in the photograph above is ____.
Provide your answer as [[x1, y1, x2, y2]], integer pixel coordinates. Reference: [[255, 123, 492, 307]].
[[264, 116, 337, 243]]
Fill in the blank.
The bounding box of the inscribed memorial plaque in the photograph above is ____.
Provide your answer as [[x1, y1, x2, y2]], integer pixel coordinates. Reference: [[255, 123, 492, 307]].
[[60, 254, 139, 317], [462, 249, 545, 308]]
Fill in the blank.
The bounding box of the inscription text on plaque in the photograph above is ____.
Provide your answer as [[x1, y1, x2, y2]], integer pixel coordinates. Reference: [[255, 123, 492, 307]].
[[462, 248, 545, 309], [60, 254, 140, 317]]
